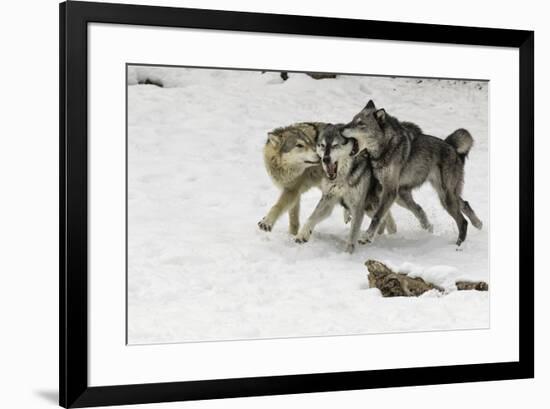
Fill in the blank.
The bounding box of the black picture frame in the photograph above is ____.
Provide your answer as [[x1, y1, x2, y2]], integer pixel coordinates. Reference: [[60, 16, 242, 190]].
[[60, 1, 534, 407]]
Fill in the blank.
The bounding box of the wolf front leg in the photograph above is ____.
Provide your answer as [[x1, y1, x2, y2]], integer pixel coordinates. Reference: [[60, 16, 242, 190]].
[[366, 207, 395, 235], [383, 210, 398, 234], [346, 200, 366, 253], [295, 194, 337, 244], [258, 189, 299, 232], [360, 181, 398, 245]]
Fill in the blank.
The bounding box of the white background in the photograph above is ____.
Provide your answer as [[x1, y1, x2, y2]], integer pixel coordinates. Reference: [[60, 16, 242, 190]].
[[0, 0, 545, 408]]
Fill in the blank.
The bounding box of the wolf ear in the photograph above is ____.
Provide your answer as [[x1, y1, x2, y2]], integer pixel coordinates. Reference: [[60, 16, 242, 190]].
[[365, 100, 376, 110], [267, 132, 281, 146], [374, 109, 386, 124]]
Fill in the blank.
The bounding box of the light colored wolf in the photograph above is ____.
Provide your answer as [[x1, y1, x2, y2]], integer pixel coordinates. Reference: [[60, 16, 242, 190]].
[[342, 100, 483, 246], [258, 122, 326, 235], [258, 122, 397, 236]]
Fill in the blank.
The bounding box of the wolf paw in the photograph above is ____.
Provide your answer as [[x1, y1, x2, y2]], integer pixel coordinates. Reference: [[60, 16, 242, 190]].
[[343, 209, 351, 224], [472, 220, 483, 230], [423, 223, 434, 233], [295, 230, 311, 244], [258, 218, 273, 232], [289, 224, 300, 235], [358, 232, 374, 245], [345, 243, 355, 254]]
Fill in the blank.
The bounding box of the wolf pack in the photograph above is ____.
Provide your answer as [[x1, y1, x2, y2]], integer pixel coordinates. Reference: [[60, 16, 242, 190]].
[[258, 100, 483, 253]]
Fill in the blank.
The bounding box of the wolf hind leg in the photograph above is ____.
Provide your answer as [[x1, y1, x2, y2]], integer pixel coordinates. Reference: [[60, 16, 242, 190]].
[[383, 210, 397, 234], [288, 198, 301, 235], [396, 188, 433, 233], [377, 220, 387, 235], [435, 184, 468, 246], [460, 198, 483, 230]]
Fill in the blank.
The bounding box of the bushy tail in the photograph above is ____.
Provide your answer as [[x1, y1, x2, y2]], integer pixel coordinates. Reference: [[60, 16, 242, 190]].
[[445, 128, 473, 161]]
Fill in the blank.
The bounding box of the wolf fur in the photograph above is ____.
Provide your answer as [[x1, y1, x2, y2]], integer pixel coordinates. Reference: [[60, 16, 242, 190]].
[[294, 124, 395, 253], [258, 122, 327, 235], [259, 122, 397, 236], [342, 100, 482, 246]]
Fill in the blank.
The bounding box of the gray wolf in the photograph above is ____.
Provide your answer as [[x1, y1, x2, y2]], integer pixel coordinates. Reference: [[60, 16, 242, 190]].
[[294, 124, 395, 253], [258, 122, 396, 237], [342, 100, 483, 246]]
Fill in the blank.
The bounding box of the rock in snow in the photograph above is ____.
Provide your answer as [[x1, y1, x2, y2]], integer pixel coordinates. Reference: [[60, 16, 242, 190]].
[[366, 259, 488, 297]]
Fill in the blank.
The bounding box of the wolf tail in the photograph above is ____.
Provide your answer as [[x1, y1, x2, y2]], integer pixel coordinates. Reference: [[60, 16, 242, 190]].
[[445, 128, 473, 161]]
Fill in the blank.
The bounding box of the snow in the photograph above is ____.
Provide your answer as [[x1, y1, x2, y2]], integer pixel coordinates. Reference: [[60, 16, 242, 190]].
[[127, 66, 489, 344]]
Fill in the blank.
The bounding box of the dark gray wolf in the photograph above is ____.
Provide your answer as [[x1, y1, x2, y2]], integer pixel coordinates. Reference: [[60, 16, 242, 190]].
[[295, 124, 396, 253], [259, 122, 397, 236], [342, 100, 483, 246]]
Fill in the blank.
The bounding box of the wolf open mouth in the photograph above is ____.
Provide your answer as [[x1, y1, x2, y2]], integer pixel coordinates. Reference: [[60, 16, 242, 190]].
[[304, 160, 320, 164], [326, 161, 338, 180]]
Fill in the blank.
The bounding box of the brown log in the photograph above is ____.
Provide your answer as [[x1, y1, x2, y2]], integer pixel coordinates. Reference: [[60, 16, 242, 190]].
[[138, 78, 163, 87], [306, 73, 337, 80], [278, 72, 337, 81], [455, 281, 489, 291], [365, 260, 488, 297]]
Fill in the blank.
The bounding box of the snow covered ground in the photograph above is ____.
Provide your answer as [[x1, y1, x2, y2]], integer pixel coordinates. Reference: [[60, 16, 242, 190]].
[[127, 66, 489, 345]]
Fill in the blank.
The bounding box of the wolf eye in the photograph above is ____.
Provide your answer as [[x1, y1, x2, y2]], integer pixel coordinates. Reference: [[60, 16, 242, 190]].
[[319, 143, 325, 148], [332, 144, 339, 148], [296, 143, 304, 148]]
